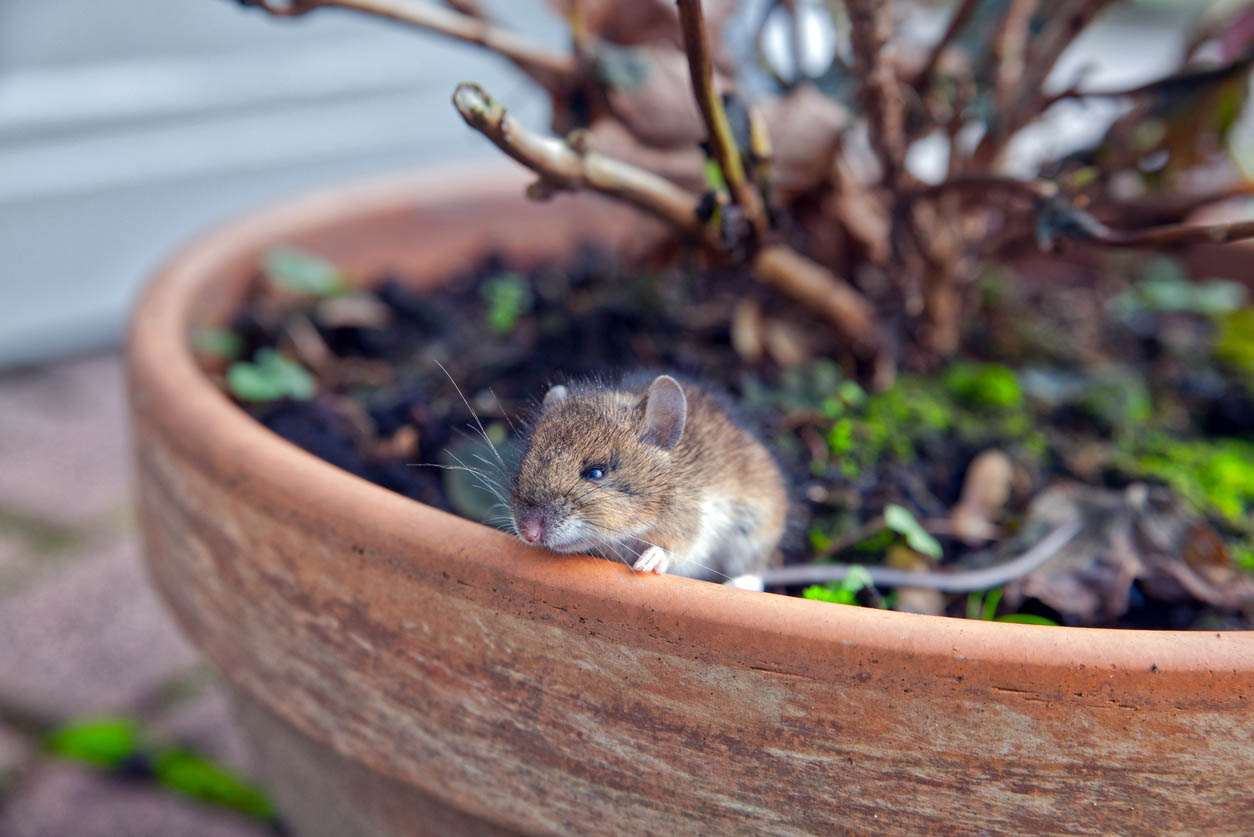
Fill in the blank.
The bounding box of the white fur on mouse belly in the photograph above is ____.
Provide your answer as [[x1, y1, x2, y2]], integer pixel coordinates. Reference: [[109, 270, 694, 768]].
[[666, 494, 767, 581]]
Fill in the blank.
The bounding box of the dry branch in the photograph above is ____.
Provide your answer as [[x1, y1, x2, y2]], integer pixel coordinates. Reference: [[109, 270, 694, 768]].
[[846, 0, 907, 188], [1079, 218, 1254, 249], [452, 82, 878, 350], [912, 0, 980, 89], [238, 0, 575, 83], [974, 0, 1121, 164], [675, 0, 768, 238]]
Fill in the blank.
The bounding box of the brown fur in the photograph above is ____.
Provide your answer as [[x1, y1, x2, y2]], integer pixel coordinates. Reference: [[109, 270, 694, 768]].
[[509, 375, 788, 580]]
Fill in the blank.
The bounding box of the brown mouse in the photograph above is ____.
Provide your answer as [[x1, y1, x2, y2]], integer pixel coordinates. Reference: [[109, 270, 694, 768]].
[[508, 373, 788, 580]]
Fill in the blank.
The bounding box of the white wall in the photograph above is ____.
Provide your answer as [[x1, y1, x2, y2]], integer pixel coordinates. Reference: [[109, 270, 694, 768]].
[[0, 0, 557, 366]]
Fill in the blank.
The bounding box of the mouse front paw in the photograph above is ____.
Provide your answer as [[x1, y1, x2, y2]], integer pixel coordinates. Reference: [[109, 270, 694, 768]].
[[633, 546, 671, 575]]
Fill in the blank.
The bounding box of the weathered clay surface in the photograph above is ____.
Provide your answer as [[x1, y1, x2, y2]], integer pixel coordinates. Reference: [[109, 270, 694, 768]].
[[128, 169, 1254, 835]]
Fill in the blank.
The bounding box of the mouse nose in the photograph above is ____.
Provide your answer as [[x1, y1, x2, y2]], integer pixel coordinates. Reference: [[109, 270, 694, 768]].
[[518, 513, 545, 544]]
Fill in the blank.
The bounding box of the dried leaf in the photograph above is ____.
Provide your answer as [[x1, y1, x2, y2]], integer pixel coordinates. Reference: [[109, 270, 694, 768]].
[[950, 449, 1013, 544], [1008, 482, 1254, 624], [605, 46, 711, 148], [731, 299, 765, 362], [315, 292, 393, 329], [886, 544, 945, 615], [553, 0, 737, 67], [763, 318, 811, 368]]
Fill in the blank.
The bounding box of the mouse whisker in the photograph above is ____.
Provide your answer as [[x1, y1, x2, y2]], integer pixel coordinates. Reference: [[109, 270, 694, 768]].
[[488, 386, 518, 435], [444, 451, 508, 490], [434, 360, 509, 474], [438, 453, 512, 510]]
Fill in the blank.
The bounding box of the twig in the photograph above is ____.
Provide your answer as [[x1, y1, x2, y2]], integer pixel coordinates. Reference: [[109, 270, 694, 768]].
[[237, 0, 575, 83], [442, 0, 482, 17], [912, 0, 980, 89], [566, 0, 591, 58], [452, 82, 879, 349], [676, 0, 769, 239], [736, 516, 1082, 592], [1076, 217, 1254, 249], [1043, 48, 1254, 109], [453, 83, 706, 237], [847, 0, 907, 189], [903, 175, 1056, 206], [905, 176, 1254, 249], [990, 0, 1037, 117], [973, 0, 1120, 166]]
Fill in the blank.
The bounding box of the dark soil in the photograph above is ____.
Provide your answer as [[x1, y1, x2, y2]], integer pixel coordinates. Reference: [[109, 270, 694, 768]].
[[198, 244, 1254, 630]]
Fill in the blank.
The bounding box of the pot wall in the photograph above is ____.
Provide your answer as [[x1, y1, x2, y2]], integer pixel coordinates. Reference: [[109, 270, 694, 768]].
[[128, 168, 1254, 835]]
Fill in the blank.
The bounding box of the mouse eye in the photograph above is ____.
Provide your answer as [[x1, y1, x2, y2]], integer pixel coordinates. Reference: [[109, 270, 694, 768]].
[[580, 465, 607, 481]]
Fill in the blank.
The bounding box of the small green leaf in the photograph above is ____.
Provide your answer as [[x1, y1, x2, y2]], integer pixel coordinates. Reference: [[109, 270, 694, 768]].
[[994, 613, 1059, 626], [1110, 258, 1247, 319], [263, 246, 346, 297], [190, 328, 244, 360], [227, 348, 316, 404], [807, 527, 833, 552], [966, 587, 1004, 620], [45, 718, 141, 769], [481, 272, 532, 335], [802, 566, 874, 605], [153, 748, 276, 821], [884, 504, 942, 559]]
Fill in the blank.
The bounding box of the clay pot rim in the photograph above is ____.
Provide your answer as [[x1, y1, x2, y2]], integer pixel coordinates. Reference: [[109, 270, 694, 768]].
[[127, 164, 1253, 677]]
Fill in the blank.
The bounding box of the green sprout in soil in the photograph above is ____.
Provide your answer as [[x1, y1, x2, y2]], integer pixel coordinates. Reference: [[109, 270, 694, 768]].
[[263, 246, 348, 297], [803, 565, 874, 605], [481, 271, 533, 334], [1110, 257, 1247, 319], [884, 504, 942, 560], [190, 328, 244, 361], [227, 348, 316, 404]]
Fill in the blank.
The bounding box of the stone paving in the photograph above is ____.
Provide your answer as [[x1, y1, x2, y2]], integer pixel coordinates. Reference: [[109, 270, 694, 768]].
[[0, 354, 271, 836]]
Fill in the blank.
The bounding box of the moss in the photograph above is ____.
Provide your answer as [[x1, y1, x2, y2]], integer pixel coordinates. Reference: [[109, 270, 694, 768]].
[[1215, 307, 1254, 379], [1125, 433, 1254, 525], [944, 363, 1023, 411], [821, 371, 1043, 479], [1233, 541, 1254, 574]]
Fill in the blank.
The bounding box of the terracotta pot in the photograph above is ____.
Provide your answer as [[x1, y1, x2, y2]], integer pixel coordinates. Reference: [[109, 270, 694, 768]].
[[128, 167, 1254, 836]]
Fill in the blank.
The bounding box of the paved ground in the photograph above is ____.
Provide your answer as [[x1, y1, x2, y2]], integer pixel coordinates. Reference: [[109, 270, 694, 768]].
[[0, 354, 271, 836]]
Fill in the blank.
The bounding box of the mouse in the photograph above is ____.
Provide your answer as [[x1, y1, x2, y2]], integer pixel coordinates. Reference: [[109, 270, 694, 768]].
[[508, 373, 788, 580]]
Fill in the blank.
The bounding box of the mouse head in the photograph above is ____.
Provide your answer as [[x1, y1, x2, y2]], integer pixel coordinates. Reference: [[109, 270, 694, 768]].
[[509, 375, 687, 554]]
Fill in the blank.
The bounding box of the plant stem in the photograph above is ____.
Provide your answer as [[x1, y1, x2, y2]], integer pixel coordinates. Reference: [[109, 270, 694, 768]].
[[913, 0, 980, 89], [453, 83, 710, 239], [675, 0, 768, 238], [452, 82, 878, 350], [239, 0, 575, 83], [1081, 218, 1254, 249], [847, 0, 907, 189]]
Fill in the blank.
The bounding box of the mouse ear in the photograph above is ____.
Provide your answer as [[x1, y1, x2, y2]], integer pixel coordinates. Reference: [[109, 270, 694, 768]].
[[543, 384, 569, 408], [640, 375, 687, 449]]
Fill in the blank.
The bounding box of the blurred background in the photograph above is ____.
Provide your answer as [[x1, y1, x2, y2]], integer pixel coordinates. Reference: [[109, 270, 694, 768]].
[[0, 0, 1242, 834]]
